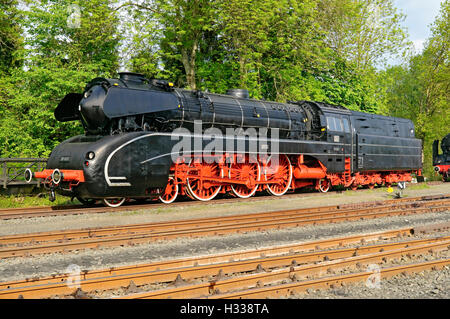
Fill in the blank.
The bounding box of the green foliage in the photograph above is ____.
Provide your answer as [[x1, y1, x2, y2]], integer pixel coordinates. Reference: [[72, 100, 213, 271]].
[[0, 0, 23, 74], [0, 0, 120, 157], [317, 0, 410, 71], [123, 0, 215, 89]]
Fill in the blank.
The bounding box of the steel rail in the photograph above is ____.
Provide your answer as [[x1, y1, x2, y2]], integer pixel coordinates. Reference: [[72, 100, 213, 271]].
[[207, 258, 450, 299], [0, 202, 449, 259], [1, 198, 449, 246], [1, 232, 448, 299]]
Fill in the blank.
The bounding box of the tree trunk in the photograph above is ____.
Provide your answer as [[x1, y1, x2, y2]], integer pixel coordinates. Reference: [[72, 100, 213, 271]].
[[181, 40, 198, 90]]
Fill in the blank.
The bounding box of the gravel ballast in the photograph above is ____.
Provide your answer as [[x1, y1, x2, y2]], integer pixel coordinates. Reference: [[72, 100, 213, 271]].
[[296, 266, 450, 299]]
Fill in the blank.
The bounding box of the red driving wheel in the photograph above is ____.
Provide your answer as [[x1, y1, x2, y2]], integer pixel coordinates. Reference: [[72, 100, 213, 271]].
[[159, 177, 178, 204], [264, 154, 293, 196], [186, 159, 222, 201], [229, 157, 260, 198]]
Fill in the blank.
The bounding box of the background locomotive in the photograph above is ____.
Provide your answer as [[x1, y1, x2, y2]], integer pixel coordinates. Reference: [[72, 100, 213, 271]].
[[433, 133, 450, 182], [26, 72, 422, 207]]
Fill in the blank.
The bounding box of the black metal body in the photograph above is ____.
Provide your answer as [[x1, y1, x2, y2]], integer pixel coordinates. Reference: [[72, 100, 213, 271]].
[[49, 73, 422, 199], [433, 133, 450, 181], [433, 134, 450, 166]]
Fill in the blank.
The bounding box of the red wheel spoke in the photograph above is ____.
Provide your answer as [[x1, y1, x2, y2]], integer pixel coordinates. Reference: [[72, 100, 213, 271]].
[[186, 159, 222, 201], [229, 156, 260, 198]]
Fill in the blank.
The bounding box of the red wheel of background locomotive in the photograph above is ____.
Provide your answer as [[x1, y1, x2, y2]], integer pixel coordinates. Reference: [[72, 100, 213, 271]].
[[229, 158, 261, 199], [186, 160, 222, 201], [318, 178, 331, 193], [159, 177, 178, 204], [264, 154, 293, 196]]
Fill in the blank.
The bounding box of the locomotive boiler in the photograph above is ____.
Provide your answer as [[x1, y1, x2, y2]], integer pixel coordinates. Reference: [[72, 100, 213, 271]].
[[25, 72, 423, 207]]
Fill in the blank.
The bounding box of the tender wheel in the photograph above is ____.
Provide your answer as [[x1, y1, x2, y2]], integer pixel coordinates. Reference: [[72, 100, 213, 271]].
[[229, 159, 260, 199], [76, 197, 96, 206], [103, 198, 126, 208], [159, 177, 179, 204], [318, 178, 331, 193], [186, 160, 222, 201], [264, 154, 293, 196]]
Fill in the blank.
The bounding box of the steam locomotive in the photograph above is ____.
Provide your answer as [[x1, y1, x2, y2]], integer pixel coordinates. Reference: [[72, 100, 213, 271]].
[[433, 133, 450, 181], [25, 72, 422, 207]]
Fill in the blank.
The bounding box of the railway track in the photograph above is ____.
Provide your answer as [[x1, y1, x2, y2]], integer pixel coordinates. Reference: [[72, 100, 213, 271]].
[[0, 196, 449, 259], [0, 186, 445, 220], [207, 259, 450, 299], [0, 224, 448, 299]]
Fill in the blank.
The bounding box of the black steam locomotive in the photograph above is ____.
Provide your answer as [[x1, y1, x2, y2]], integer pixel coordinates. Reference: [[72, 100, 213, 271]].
[[433, 133, 450, 181], [26, 72, 422, 207]]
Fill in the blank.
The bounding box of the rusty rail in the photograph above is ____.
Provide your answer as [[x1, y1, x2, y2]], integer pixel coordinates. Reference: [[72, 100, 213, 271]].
[[208, 258, 450, 299], [126, 241, 450, 299]]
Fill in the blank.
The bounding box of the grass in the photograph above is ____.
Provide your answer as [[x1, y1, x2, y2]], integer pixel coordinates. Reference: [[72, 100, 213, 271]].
[[406, 183, 431, 190]]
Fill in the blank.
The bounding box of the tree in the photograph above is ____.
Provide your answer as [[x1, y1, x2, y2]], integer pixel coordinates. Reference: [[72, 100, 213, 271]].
[[123, 0, 215, 89], [0, 0, 22, 74]]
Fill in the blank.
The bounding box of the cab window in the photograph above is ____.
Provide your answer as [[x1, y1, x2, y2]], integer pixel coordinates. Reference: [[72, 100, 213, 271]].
[[334, 117, 343, 131], [327, 116, 344, 132], [326, 117, 335, 131]]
